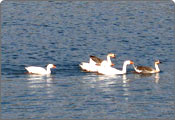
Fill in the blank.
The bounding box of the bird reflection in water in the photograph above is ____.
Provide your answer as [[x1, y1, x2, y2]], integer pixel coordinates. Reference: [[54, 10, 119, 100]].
[[122, 74, 130, 101], [132, 71, 160, 83], [26, 74, 54, 88], [25, 74, 55, 98], [122, 74, 130, 83], [154, 73, 160, 83], [83, 74, 119, 91], [80, 73, 132, 93]]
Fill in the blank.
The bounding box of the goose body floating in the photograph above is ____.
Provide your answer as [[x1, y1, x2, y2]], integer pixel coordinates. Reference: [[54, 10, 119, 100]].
[[97, 60, 134, 75], [133, 60, 161, 74], [25, 64, 56, 75], [79, 53, 116, 72], [79, 62, 99, 72]]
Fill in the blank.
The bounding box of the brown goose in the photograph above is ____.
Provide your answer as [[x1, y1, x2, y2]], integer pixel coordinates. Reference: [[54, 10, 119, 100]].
[[133, 60, 161, 74]]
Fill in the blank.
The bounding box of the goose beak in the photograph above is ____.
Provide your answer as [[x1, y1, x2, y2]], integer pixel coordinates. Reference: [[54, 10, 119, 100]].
[[109, 53, 116, 58], [155, 60, 161, 64], [111, 63, 115, 66], [130, 61, 134, 64], [53, 65, 56, 68]]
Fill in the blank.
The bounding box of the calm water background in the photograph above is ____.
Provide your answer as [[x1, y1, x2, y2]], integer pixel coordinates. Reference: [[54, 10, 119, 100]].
[[1, 1, 175, 119]]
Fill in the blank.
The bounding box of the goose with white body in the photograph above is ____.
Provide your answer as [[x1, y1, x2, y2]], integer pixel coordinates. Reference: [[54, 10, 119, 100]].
[[25, 64, 56, 75], [79, 53, 116, 72], [97, 60, 134, 75]]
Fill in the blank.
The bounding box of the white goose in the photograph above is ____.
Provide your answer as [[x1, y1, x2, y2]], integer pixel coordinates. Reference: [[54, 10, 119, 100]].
[[79, 62, 99, 72], [79, 53, 116, 72], [25, 64, 56, 75], [90, 53, 116, 66], [97, 60, 134, 75], [133, 60, 161, 74]]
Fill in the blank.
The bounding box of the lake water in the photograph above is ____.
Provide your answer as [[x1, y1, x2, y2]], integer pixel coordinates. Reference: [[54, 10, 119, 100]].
[[1, 1, 175, 119]]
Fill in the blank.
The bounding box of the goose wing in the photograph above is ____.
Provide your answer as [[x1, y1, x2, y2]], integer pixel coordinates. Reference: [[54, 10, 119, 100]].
[[90, 55, 103, 64], [136, 66, 154, 72]]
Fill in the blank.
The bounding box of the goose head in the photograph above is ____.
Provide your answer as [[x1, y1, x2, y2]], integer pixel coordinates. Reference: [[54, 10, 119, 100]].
[[107, 53, 116, 58], [155, 60, 161, 64], [47, 64, 56, 69], [125, 60, 134, 65]]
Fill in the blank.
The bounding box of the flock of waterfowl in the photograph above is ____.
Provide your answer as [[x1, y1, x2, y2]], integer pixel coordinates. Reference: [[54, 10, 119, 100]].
[[79, 53, 161, 75], [25, 53, 161, 75]]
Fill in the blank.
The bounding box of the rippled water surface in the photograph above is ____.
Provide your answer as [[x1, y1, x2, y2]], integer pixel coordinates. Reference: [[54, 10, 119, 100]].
[[1, 1, 175, 119]]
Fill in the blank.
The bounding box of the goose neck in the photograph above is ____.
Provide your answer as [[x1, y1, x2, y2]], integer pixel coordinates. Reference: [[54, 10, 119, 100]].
[[122, 62, 128, 74], [155, 63, 160, 72], [107, 55, 112, 64], [46, 66, 51, 74]]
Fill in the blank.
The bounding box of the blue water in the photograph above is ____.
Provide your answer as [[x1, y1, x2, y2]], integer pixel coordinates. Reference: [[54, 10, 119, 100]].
[[1, 1, 175, 119]]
